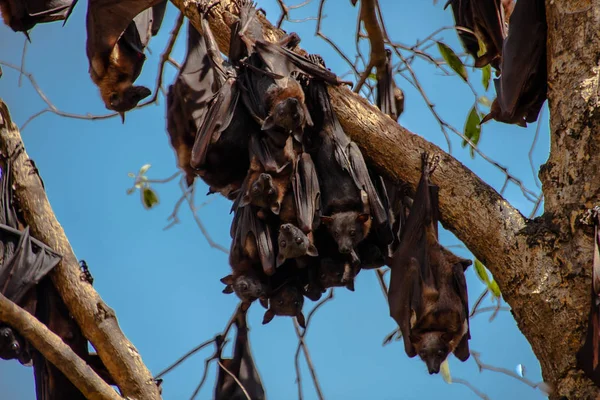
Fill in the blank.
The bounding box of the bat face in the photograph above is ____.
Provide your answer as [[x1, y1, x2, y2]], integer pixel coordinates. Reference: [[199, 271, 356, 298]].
[[321, 212, 371, 255], [277, 223, 318, 266], [262, 284, 306, 328], [235, 274, 267, 303], [246, 173, 278, 211], [411, 331, 451, 374], [0, 326, 29, 364], [318, 258, 356, 290]]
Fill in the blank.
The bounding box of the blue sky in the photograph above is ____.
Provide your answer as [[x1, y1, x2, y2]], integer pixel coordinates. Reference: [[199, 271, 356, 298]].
[[0, 0, 550, 399]]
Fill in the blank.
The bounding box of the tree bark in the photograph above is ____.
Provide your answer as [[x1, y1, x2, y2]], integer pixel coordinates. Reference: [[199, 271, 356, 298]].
[[0, 100, 162, 400], [168, 0, 600, 397]]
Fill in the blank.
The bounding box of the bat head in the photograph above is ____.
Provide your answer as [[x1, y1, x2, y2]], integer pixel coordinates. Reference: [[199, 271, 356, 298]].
[[0, 326, 29, 365], [262, 284, 306, 328], [263, 80, 313, 139], [108, 85, 151, 113], [318, 258, 345, 289], [220, 273, 268, 303], [248, 173, 280, 213], [411, 331, 452, 374], [321, 212, 371, 255], [277, 223, 318, 266]]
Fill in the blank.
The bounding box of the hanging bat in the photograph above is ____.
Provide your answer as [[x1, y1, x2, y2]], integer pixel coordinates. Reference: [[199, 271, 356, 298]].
[[387, 153, 471, 374], [303, 55, 390, 267], [233, 0, 346, 140], [0, 0, 75, 38], [481, 0, 547, 127], [230, 203, 276, 276], [262, 280, 306, 329], [215, 308, 266, 400], [221, 269, 269, 311], [502, 0, 515, 23], [376, 49, 404, 121], [276, 223, 318, 267], [292, 153, 321, 234], [85, 0, 167, 119], [444, 0, 507, 70], [576, 207, 600, 386]]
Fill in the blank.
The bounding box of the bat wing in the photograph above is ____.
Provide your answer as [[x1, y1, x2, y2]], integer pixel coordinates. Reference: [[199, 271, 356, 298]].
[[496, 0, 546, 117], [149, 0, 166, 35], [292, 153, 320, 233], [470, 0, 506, 68], [346, 142, 388, 227], [86, 0, 163, 66], [451, 259, 471, 360], [23, 0, 74, 24], [235, 205, 275, 276], [445, 0, 480, 61], [0, 225, 62, 304]]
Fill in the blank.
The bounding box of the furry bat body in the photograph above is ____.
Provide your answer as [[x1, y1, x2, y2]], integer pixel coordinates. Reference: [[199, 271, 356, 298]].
[[576, 207, 600, 386], [445, 0, 507, 70], [481, 0, 547, 127], [387, 154, 471, 374], [261, 261, 306, 328], [85, 0, 167, 117], [231, 203, 276, 276], [215, 309, 266, 400], [0, 0, 75, 36]]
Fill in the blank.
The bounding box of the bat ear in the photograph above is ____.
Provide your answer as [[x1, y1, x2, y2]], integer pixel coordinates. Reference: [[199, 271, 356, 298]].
[[222, 285, 234, 294], [345, 280, 355, 292], [296, 312, 306, 329], [356, 213, 370, 223], [306, 243, 318, 257], [480, 112, 494, 125], [517, 119, 527, 128], [241, 301, 251, 312], [261, 115, 276, 131], [259, 297, 269, 309], [262, 309, 275, 325], [320, 216, 333, 225], [220, 275, 234, 285], [276, 254, 286, 267], [303, 104, 313, 127]]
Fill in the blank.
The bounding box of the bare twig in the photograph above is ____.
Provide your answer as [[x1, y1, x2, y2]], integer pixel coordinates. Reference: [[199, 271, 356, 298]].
[[452, 378, 491, 400], [18, 38, 28, 87], [0, 292, 120, 400], [217, 360, 252, 400]]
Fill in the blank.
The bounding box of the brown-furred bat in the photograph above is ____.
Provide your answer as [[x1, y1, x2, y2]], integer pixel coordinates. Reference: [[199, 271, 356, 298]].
[[376, 49, 404, 122], [577, 207, 600, 386], [221, 266, 269, 311], [261, 261, 306, 328], [444, 0, 507, 70], [387, 153, 471, 374], [214, 308, 266, 400], [276, 223, 318, 267], [0, 0, 75, 38], [85, 0, 167, 119], [481, 0, 547, 127]]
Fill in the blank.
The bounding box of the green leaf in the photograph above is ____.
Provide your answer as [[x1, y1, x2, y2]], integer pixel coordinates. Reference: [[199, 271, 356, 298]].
[[482, 64, 491, 91], [478, 96, 492, 108], [440, 359, 452, 384], [368, 73, 377, 80], [126, 187, 136, 195], [138, 163, 152, 176], [437, 42, 468, 82], [473, 259, 490, 285], [489, 279, 502, 298], [461, 105, 481, 158], [141, 187, 159, 209], [127, 172, 135, 178]]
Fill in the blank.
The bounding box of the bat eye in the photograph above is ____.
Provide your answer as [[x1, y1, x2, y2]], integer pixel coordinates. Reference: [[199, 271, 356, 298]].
[[240, 283, 248, 291], [267, 188, 275, 195], [320, 273, 326, 279], [437, 350, 444, 357], [280, 240, 286, 247], [349, 230, 356, 237], [295, 237, 303, 244], [10, 342, 18, 351], [278, 300, 284, 306], [251, 187, 260, 195], [294, 301, 300, 306], [1, 331, 9, 338], [109, 93, 119, 106]]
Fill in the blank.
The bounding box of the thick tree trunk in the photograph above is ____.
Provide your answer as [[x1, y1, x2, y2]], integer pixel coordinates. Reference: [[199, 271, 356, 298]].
[[167, 0, 600, 398]]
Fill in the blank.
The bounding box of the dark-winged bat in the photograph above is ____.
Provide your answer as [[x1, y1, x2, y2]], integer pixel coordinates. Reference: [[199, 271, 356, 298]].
[[232, 0, 345, 140], [262, 261, 306, 328], [576, 207, 600, 386], [387, 153, 471, 374], [376, 49, 404, 121], [0, 0, 75, 37], [215, 308, 266, 400], [221, 267, 269, 311], [481, 0, 547, 127], [444, 0, 507, 70], [303, 55, 390, 266], [85, 0, 167, 118]]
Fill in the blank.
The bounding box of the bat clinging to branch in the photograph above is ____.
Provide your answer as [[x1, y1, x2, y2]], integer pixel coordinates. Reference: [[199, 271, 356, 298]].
[[0, 0, 75, 38], [387, 153, 471, 374]]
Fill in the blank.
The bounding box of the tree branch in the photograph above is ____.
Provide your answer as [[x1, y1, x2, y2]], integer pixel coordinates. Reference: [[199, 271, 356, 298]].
[[0, 293, 120, 400], [0, 99, 161, 400]]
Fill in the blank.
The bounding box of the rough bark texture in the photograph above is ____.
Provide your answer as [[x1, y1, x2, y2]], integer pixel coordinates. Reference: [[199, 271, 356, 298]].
[[0, 100, 162, 400], [169, 0, 600, 398], [0, 293, 120, 400]]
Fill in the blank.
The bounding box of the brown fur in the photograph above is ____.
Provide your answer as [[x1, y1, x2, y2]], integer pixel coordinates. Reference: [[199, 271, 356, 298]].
[[1, 2, 13, 26]]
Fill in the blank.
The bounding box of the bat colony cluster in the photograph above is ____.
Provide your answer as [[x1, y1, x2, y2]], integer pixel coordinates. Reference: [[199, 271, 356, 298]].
[[2, 0, 591, 397]]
